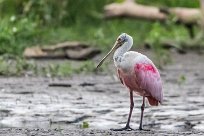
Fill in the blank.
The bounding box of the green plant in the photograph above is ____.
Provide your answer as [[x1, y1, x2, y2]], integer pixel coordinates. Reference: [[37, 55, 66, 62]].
[[0, 55, 36, 76], [80, 121, 89, 128], [0, 16, 40, 55], [137, 0, 199, 8], [177, 74, 186, 85], [145, 22, 171, 68]]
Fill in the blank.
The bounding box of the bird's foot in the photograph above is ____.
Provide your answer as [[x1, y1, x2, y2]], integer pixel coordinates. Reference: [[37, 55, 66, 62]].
[[137, 127, 150, 131], [110, 125, 134, 131]]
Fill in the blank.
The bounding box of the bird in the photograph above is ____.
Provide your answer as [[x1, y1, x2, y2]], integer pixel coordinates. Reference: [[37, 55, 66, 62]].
[[96, 33, 163, 131]]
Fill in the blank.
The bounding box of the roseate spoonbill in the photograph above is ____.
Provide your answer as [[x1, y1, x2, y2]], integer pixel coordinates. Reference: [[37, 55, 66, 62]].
[[96, 33, 163, 131]]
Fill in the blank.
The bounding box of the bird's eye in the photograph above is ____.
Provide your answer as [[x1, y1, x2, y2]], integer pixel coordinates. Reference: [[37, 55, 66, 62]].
[[117, 38, 121, 42]]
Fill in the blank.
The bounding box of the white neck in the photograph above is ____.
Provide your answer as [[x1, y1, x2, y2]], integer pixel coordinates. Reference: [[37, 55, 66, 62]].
[[113, 35, 133, 66]]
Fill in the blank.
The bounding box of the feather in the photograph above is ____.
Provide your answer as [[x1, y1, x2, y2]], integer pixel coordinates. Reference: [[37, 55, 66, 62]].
[[134, 62, 163, 104]]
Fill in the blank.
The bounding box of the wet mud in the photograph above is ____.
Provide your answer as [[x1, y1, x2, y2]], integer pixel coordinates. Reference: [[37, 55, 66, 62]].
[[0, 52, 204, 135]]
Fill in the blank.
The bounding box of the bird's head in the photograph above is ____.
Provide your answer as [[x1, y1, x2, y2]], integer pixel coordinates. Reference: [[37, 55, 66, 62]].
[[96, 33, 131, 68]]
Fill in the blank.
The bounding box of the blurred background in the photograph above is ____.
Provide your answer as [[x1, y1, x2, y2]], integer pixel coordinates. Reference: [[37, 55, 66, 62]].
[[0, 0, 202, 76]]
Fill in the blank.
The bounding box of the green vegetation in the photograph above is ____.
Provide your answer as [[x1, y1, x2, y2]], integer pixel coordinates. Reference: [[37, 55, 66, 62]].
[[80, 121, 89, 129], [0, 0, 201, 76], [137, 0, 199, 8], [177, 74, 186, 85], [0, 55, 101, 77]]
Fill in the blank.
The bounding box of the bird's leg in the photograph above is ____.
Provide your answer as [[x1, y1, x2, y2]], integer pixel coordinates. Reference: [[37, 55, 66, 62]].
[[124, 90, 134, 130], [139, 96, 145, 130], [111, 91, 134, 131]]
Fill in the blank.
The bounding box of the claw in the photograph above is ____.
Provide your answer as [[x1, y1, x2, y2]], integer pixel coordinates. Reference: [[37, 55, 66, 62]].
[[110, 125, 134, 131]]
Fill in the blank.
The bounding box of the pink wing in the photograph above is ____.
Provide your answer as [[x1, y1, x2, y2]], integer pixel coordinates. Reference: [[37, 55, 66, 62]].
[[134, 62, 163, 105]]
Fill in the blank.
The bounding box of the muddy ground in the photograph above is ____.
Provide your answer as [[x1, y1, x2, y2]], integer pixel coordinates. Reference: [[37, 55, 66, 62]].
[[0, 51, 204, 135]]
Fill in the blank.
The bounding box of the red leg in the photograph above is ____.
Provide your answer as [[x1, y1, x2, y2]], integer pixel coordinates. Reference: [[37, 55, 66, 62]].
[[126, 90, 134, 128], [111, 91, 134, 131], [139, 96, 145, 130]]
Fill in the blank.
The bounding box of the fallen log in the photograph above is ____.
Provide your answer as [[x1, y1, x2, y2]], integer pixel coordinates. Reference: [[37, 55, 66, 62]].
[[23, 41, 101, 60], [41, 41, 89, 51], [104, 0, 201, 25]]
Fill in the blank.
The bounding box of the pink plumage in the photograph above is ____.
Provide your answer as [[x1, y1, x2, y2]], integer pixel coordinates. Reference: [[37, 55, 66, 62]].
[[117, 61, 163, 106], [135, 62, 163, 105]]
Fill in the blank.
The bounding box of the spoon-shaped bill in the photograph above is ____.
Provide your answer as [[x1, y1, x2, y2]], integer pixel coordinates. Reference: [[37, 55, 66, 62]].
[[96, 49, 113, 69], [96, 41, 123, 68]]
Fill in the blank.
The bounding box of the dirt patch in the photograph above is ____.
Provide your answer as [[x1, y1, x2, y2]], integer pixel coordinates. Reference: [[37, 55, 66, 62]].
[[0, 128, 203, 136], [0, 52, 204, 135]]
